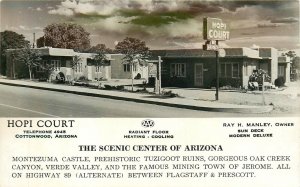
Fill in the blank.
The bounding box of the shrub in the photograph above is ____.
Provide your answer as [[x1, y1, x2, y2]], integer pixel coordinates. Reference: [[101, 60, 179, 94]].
[[95, 77, 107, 81], [210, 78, 226, 88], [134, 73, 141, 79], [135, 89, 149, 93], [169, 77, 189, 87], [144, 80, 148, 89], [54, 72, 65, 84], [38, 77, 48, 82], [103, 85, 124, 90], [249, 69, 271, 84], [87, 83, 98, 89], [162, 90, 179, 98], [104, 84, 113, 90], [116, 85, 124, 90], [148, 77, 156, 87], [275, 77, 285, 87], [74, 81, 86, 86], [78, 76, 88, 81], [210, 78, 242, 89]]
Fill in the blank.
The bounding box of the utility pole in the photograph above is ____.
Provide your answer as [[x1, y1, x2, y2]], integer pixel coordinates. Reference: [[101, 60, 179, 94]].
[[32, 33, 36, 48], [158, 56, 162, 95], [131, 63, 134, 92], [215, 40, 219, 100], [262, 74, 265, 105]]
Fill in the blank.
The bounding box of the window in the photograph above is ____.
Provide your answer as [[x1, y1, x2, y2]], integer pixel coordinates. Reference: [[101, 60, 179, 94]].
[[79, 63, 82, 72], [75, 62, 83, 72], [133, 64, 137, 72], [232, 63, 239, 78], [96, 66, 101, 73], [123, 64, 131, 72], [123, 64, 137, 72], [219, 62, 239, 78], [51, 60, 61, 71], [278, 66, 285, 77], [170, 63, 186, 77], [226, 63, 232, 77], [220, 64, 226, 77]]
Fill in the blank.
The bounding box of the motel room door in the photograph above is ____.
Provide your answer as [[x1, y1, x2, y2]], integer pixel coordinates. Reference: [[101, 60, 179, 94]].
[[194, 63, 203, 87]]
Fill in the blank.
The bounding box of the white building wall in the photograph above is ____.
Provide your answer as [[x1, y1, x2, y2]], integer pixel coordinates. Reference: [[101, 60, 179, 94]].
[[286, 63, 291, 83], [111, 54, 148, 80], [270, 48, 278, 84]]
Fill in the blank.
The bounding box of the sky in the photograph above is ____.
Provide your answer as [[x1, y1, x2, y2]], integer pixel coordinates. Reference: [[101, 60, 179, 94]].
[[0, 0, 299, 51]]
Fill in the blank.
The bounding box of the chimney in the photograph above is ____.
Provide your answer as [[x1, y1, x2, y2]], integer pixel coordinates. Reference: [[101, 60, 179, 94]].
[[32, 33, 36, 48], [43, 35, 45, 47]]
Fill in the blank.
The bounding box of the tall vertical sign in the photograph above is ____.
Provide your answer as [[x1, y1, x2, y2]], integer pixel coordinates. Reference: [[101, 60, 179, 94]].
[[203, 17, 230, 100]]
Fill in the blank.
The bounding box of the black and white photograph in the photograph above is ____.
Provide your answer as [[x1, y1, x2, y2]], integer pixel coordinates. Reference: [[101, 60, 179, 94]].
[[0, 0, 299, 117], [0, 1, 300, 187]]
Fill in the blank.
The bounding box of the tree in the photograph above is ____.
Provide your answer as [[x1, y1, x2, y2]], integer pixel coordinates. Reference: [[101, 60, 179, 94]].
[[91, 45, 109, 81], [14, 46, 42, 80], [285, 51, 296, 59], [294, 57, 300, 71], [37, 61, 55, 81], [284, 50, 298, 81], [0, 31, 29, 75], [115, 37, 150, 91], [36, 36, 53, 48], [70, 55, 82, 81], [87, 44, 114, 54], [37, 23, 91, 52]]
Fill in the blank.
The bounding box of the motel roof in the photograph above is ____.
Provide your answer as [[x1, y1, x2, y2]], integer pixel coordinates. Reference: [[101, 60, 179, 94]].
[[6, 47, 114, 60], [151, 47, 261, 59], [37, 47, 75, 57], [6, 47, 75, 57]]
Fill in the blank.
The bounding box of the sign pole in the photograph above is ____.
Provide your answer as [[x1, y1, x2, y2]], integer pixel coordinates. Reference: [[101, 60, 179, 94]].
[[203, 17, 229, 101], [262, 74, 265, 105], [215, 40, 219, 101], [158, 56, 162, 95]]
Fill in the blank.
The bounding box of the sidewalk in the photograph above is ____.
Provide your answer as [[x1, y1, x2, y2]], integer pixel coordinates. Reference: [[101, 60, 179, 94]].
[[164, 82, 300, 100], [163, 82, 300, 114], [0, 78, 273, 114]]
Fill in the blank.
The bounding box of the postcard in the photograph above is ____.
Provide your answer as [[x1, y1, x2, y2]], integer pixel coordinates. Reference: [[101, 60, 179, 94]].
[[0, 0, 299, 187]]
